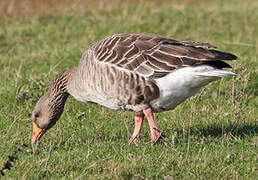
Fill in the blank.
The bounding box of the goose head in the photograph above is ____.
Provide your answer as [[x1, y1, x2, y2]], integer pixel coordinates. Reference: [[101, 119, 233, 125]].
[[31, 95, 65, 143]]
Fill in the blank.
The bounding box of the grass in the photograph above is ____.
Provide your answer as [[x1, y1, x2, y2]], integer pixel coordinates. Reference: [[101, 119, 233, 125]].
[[0, 0, 257, 179]]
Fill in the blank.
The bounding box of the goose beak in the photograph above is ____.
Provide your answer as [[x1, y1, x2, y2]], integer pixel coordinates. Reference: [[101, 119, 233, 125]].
[[32, 122, 46, 144]]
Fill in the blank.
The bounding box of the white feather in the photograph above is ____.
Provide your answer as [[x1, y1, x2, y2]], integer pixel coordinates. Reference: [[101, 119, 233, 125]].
[[151, 65, 236, 112]]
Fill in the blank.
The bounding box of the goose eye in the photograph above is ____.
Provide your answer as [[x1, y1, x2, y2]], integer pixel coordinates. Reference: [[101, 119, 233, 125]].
[[35, 112, 40, 119]]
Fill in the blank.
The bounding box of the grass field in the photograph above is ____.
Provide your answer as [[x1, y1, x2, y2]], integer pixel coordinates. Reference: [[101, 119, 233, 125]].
[[0, 0, 257, 179]]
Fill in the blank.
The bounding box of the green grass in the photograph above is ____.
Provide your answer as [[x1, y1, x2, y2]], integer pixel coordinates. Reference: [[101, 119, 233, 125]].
[[0, 0, 257, 179]]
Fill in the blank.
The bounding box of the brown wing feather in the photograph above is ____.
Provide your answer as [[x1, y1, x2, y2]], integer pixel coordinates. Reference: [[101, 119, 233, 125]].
[[93, 33, 237, 79]]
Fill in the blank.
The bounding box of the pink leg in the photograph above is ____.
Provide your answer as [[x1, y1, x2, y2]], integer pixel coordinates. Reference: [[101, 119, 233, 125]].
[[130, 114, 144, 144], [143, 107, 162, 142]]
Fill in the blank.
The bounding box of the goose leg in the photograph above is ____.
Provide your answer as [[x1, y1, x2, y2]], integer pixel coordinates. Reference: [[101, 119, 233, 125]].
[[143, 107, 163, 143], [130, 114, 144, 144]]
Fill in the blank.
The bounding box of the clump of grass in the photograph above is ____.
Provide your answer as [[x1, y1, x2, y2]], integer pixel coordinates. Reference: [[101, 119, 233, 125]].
[[0, 140, 28, 177]]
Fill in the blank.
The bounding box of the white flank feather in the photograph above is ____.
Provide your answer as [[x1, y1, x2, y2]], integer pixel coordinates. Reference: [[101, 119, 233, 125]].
[[151, 65, 236, 112]]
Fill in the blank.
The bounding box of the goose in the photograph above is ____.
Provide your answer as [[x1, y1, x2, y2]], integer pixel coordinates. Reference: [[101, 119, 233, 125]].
[[31, 33, 237, 144]]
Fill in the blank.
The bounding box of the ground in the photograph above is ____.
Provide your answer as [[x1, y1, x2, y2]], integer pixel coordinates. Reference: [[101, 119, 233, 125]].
[[0, 0, 257, 179]]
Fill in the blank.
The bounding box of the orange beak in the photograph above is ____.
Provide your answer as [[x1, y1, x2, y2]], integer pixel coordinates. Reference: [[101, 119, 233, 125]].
[[32, 122, 46, 144]]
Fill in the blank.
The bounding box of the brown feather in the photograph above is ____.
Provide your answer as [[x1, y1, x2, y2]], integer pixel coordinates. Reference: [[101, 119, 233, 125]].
[[93, 33, 237, 79]]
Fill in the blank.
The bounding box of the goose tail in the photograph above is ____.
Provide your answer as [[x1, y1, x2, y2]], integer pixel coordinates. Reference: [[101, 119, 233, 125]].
[[193, 69, 237, 78]]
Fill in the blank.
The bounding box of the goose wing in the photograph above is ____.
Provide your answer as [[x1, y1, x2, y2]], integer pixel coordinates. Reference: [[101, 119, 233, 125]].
[[93, 33, 237, 78]]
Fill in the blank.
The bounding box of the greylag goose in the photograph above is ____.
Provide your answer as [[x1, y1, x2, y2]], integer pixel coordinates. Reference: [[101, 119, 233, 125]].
[[31, 33, 237, 144]]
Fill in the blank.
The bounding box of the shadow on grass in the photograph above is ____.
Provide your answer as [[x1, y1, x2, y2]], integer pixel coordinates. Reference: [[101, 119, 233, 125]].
[[188, 123, 258, 138]]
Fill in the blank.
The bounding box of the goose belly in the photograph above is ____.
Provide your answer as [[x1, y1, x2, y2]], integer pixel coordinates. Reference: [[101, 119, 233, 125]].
[[151, 83, 201, 112]]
